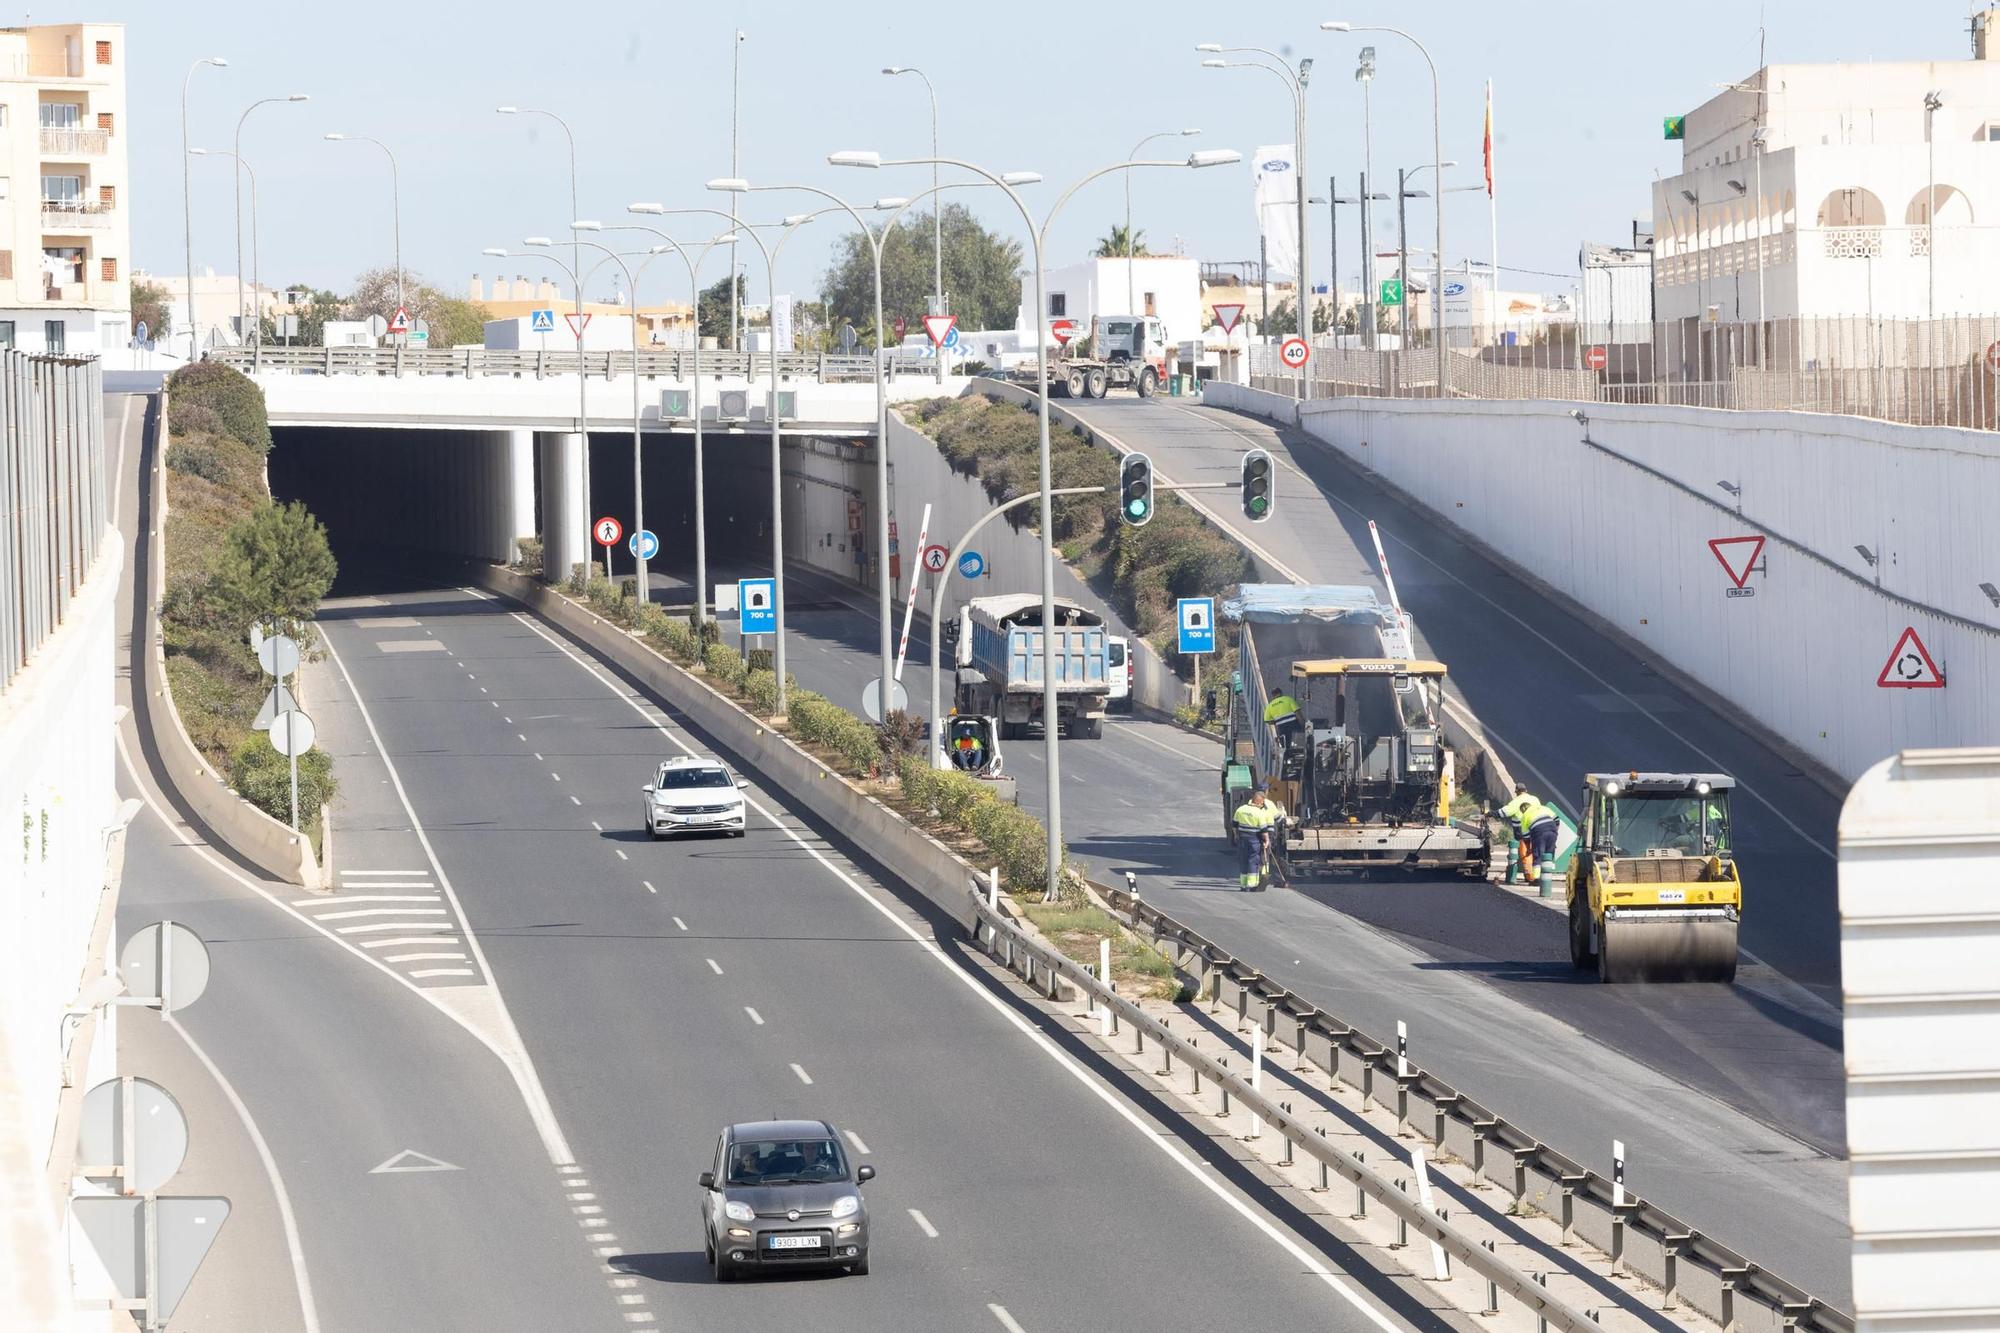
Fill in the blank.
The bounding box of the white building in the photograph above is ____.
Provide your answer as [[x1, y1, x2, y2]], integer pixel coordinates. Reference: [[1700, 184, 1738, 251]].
[[1016, 256, 1204, 346], [1655, 9, 2000, 330], [0, 22, 130, 356], [133, 268, 280, 352]]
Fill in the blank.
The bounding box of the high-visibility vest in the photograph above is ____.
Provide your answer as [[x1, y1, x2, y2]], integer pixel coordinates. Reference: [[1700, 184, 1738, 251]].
[[1234, 799, 1282, 831], [1501, 794, 1535, 830], [1264, 694, 1300, 723], [1514, 800, 1555, 835]]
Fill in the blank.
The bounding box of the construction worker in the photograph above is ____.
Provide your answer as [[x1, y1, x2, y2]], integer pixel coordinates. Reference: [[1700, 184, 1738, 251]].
[[1500, 784, 1537, 879], [1263, 689, 1304, 750], [1512, 792, 1561, 882], [1232, 784, 1284, 891]]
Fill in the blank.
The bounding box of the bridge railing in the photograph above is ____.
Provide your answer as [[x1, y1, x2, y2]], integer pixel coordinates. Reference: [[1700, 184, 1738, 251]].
[[208, 344, 939, 385]]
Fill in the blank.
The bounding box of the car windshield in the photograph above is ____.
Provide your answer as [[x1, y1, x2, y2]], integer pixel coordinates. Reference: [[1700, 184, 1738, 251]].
[[725, 1138, 848, 1186], [658, 767, 731, 789]]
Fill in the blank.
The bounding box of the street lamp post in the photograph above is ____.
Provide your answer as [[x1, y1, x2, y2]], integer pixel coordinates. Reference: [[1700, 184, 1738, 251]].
[[1199, 45, 1310, 395], [1323, 21, 1447, 395], [323, 134, 403, 316], [180, 55, 226, 360], [1125, 129, 1201, 317], [233, 94, 306, 344], [497, 106, 583, 399], [190, 150, 262, 351], [832, 145, 1241, 899], [883, 66, 947, 384]]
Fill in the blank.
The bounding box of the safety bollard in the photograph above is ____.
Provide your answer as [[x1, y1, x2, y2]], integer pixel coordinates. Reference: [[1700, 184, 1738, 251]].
[[1505, 840, 1520, 884], [1538, 856, 1556, 899]]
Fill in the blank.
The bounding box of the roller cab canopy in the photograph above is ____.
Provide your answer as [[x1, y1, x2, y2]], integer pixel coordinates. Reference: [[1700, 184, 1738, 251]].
[[1583, 772, 1735, 796], [1291, 658, 1448, 679]]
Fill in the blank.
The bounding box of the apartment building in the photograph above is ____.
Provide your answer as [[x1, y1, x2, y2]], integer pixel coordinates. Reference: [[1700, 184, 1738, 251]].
[[0, 22, 130, 357]]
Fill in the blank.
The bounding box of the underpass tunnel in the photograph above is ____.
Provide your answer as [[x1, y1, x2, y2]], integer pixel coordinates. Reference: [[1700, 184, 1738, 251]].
[[585, 429, 774, 599]]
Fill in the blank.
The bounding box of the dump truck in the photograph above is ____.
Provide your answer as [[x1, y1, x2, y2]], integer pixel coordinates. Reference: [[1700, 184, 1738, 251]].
[[953, 594, 1110, 740], [1567, 772, 1741, 983], [1005, 315, 1173, 399], [1219, 584, 1488, 875]]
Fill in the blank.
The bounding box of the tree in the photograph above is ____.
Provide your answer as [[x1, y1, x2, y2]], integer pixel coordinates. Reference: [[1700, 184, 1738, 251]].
[[1262, 297, 1332, 337], [213, 501, 337, 630], [130, 279, 171, 344], [344, 266, 491, 347], [1093, 224, 1149, 258], [820, 203, 1022, 338], [697, 274, 748, 348]]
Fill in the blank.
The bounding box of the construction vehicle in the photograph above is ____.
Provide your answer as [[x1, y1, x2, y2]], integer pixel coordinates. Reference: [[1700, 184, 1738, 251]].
[[953, 594, 1110, 740], [1219, 583, 1487, 875], [1567, 772, 1740, 983], [1006, 315, 1172, 399]]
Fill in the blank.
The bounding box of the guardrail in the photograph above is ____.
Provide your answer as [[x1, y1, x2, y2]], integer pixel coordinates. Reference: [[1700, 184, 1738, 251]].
[[1093, 878, 1854, 1333], [209, 344, 938, 385]]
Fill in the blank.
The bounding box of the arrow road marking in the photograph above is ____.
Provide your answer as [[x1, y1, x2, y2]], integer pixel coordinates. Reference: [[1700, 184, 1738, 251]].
[[369, 1149, 462, 1175]]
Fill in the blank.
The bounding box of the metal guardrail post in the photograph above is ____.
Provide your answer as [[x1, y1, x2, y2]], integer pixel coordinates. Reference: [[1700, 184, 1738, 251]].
[[1557, 1172, 1589, 1246], [1661, 1233, 1692, 1311]]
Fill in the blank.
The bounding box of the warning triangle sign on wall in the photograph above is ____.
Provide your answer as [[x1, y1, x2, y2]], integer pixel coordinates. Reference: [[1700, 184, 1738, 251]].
[[1707, 535, 1764, 589], [1877, 626, 1945, 689]]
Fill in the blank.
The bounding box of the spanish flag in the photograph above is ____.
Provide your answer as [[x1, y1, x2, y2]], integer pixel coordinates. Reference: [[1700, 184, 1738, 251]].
[[1483, 80, 1495, 198]]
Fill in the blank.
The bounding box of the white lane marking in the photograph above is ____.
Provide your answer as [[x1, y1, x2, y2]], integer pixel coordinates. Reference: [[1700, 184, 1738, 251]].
[[300, 893, 436, 904], [164, 1014, 322, 1333], [480, 686, 489, 693], [1115, 720, 1222, 770], [592, 1232, 619, 1244], [1170, 400, 1834, 857], [989, 1306, 1026, 1333], [790, 1063, 813, 1085], [409, 968, 477, 979], [845, 1130, 870, 1154], [337, 921, 456, 935], [360, 936, 460, 949], [569, 796, 581, 806], [385, 952, 469, 963], [318, 908, 448, 921], [642, 881, 657, 894], [573, 1204, 605, 1216], [614, 849, 628, 861], [468, 674, 477, 681], [325, 883, 437, 892], [456, 661, 465, 668], [504, 717, 514, 725], [108, 395, 133, 526], [744, 1007, 764, 1026], [319, 632, 574, 1165], [568, 1191, 597, 1201], [672, 916, 687, 930], [534, 753, 544, 761], [551, 772, 562, 781], [705, 959, 723, 975], [908, 1208, 938, 1238], [519, 733, 528, 742], [591, 821, 604, 831], [505, 606, 1409, 1331], [337, 868, 430, 877]]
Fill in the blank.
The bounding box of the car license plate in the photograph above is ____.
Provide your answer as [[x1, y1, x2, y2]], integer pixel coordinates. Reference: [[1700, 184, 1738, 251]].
[[768, 1234, 820, 1250]]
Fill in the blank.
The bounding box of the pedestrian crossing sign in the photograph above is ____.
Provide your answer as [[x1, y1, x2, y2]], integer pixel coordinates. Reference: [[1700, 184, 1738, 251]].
[[530, 308, 556, 333]]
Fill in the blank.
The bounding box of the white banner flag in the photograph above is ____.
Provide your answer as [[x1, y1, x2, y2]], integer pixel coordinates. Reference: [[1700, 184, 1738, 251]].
[[771, 294, 794, 351], [1252, 144, 1300, 289]]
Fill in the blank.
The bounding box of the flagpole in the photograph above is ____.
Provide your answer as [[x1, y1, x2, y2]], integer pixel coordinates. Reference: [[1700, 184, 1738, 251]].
[[1486, 80, 1499, 325]]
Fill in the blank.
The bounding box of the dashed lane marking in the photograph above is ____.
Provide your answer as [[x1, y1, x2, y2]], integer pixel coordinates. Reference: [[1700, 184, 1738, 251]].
[[790, 1063, 813, 1085], [909, 1208, 939, 1238]]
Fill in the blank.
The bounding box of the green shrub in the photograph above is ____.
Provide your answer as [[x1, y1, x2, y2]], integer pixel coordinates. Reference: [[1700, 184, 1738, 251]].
[[513, 534, 543, 573], [896, 753, 1071, 898], [704, 641, 747, 690], [168, 361, 272, 455], [165, 437, 230, 485], [648, 616, 700, 663], [567, 563, 588, 594], [228, 733, 336, 828], [212, 501, 338, 629], [745, 668, 792, 717], [168, 401, 226, 440], [789, 691, 878, 776]]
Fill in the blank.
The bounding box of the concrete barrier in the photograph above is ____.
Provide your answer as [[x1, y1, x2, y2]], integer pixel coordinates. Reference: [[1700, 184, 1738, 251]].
[[475, 564, 999, 925], [137, 398, 321, 887]]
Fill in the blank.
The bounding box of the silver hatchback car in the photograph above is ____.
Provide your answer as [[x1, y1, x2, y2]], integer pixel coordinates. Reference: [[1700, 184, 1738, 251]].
[[699, 1119, 874, 1280]]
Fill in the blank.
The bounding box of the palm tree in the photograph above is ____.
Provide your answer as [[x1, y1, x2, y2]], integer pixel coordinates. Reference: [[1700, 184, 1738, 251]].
[[1093, 224, 1150, 258]]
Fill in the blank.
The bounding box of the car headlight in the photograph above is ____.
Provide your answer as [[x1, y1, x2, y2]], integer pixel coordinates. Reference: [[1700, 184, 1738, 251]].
[[723, 1200, 755, 1222], [829, 1195, 860, 1220]]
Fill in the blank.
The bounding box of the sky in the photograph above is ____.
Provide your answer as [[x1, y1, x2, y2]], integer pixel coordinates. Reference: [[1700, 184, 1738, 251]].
[[57, 0, 1990, 307]]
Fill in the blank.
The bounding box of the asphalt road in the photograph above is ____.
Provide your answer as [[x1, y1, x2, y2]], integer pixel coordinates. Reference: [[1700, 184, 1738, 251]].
[[770, 393, 1852, 1304], [312, 580, 1443, 1333]]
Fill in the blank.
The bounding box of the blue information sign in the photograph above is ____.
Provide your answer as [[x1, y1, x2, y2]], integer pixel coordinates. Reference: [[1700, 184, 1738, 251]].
[[530, 308, 557, 332], [627, 529, 658, 560], [957, 551, 985, 580], [1176, 597, 1216, 655], [738, 577, 777, 635]]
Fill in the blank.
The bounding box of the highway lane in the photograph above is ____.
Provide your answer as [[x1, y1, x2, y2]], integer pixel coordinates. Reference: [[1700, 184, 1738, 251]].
[[317, 582, 1441, 1333], [108, 394, 626, 1329]]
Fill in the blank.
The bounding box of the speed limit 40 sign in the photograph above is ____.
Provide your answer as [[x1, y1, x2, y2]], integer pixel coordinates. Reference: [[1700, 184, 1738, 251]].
[[1279, 336, 1310, 369]]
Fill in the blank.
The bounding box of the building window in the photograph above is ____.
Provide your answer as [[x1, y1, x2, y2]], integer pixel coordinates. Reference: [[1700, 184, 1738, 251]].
[[99, 257, 116, 282], [44, 320, 65, 353], [1048, 293, 1067, 317], [1143, 291, 1157, 317], [39, 103, 81, 131], [96, 111, 112, 134], [41, 174, 83, 206], [42, 246, 83, 292], [0, 322, 14, 349], [94, 40, 111, 65], [0, 253, 12, 281]]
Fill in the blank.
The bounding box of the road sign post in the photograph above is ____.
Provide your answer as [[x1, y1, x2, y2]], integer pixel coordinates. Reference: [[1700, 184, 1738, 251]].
[[268, 709, 315, 831], [593, 516, 622, 583], [895, 504, 933, 682], [1279, 336, 1310, 370]]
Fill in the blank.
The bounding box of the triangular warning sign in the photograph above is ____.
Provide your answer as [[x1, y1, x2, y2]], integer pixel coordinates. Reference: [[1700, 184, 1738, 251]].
[[1213, 303, 1245, 335], [564, 311, 592, 339], [922, 314, 956, 347], [253, 682, 299, 731], [1707, 535, 1764, 589], [369, 1149, 462, 1174], [387, 305, 412, 335], [1877, 626, 1945, 689]]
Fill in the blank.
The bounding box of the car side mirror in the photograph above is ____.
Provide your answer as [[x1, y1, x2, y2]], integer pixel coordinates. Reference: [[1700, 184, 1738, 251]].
[[856, 1164, 875, 1183], [736, 780, 749, 790], [642, 784, 655, 796], [698, 1171, 715, 1189]]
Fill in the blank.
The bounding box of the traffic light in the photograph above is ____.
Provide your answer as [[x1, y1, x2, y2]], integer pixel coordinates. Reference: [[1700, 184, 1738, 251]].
[[1119, 451, 1154, 527], [1241, 448, 1274, 522]]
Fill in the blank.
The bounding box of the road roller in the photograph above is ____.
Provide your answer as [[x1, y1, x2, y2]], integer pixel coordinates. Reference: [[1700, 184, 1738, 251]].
[[1567, 772, 1740, 983]]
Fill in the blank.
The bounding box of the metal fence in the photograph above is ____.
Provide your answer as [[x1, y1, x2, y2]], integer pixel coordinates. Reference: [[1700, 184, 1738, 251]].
[[206, 344, 937, 386], [1, 352, 107, 691], [1248, 314, 2000, 431]]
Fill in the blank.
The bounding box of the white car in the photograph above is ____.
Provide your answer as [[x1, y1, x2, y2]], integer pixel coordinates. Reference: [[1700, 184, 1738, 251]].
[[642, 757, 748, 838], [1106, 636, 1133, 713]]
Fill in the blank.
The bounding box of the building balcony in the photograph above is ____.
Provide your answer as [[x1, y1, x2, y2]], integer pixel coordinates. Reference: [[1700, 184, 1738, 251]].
[[40, 127, 106, 155], [0, 52, 83, 80], [40, 282, 87, 303], [41, 200, 110, 230]]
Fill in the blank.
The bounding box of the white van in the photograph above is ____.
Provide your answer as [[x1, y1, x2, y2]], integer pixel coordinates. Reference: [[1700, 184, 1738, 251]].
[[1106, 636, 1132, 713]]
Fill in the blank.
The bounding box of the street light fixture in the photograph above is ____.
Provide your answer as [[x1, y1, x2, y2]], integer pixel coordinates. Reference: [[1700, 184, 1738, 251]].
[[323, 133, 403, 318], [882, 65, 947, 383], [832, 145, 1242, 899], [230, 94, 306, 347], [180, 56, 227, 360], [1124, 129, 1201, 316]]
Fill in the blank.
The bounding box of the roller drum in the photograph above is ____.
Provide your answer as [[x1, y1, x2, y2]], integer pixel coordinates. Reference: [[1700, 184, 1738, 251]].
[[1597, 908, 1739, 984]]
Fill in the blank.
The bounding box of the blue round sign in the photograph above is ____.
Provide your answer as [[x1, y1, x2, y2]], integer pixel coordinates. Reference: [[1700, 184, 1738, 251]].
[[957, 551, 985, 579], [941, 326, 960, 349], [627, 529, 659, 559]]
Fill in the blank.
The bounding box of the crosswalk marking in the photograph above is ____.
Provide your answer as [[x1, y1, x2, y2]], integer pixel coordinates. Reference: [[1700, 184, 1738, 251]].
[[319, 907, 449, 921]]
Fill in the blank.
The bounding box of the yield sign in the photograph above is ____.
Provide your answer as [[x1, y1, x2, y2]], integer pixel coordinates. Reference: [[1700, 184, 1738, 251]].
[[1213, 303, 1245, 335], [564, 311, 592, 339], [1708, 535, 1765, 588], [922, 314, 957, 347], [386, 305, 412, 335], [1877, 626, 1945, 689]]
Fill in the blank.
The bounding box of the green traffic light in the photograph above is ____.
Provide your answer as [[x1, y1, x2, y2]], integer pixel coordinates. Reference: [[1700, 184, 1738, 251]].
[[1248, 496, 1268, 515], [1127, 498, 1149, 519]]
